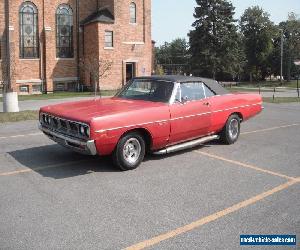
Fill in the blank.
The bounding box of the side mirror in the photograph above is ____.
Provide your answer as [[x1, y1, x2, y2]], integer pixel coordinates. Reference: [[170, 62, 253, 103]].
[[181, 96, 189, 104]]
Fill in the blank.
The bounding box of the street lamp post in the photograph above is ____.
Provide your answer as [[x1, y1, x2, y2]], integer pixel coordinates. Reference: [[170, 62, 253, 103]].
[[294, 60, 300, 98], [280, 29, 284, 85]]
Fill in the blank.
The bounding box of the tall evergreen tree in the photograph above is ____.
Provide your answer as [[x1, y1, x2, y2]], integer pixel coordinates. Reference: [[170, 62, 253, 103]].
[[189, 0, 240, 80]]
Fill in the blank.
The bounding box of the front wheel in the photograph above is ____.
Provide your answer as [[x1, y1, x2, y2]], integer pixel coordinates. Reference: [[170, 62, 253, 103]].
[[113, 132, 146, 171], [220, 114, 241, 145]]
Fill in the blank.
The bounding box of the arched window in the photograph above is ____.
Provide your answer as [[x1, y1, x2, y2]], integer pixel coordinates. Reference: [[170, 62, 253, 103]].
[[56, 4, 73, 58], [19, 2, 39, 58], [130, 2, 136, 23]]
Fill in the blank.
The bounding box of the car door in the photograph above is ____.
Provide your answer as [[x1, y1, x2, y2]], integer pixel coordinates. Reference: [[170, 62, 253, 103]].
[[169, 82, 214, 145]]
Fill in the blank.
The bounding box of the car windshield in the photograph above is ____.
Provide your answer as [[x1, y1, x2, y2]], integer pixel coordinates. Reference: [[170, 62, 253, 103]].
[[116, 79, 174, 103]]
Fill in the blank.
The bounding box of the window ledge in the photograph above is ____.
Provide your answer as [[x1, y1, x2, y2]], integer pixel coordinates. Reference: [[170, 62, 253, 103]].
[[55, 58, 75, 61], [130, 22, 138, 25], [19, 58, 40, 61], [104, 47, 114, 50], [123, 41, 145, 45]]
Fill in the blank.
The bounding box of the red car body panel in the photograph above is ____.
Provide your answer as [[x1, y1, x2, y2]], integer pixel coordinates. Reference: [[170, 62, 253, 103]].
[[40, 92, 262, 156]]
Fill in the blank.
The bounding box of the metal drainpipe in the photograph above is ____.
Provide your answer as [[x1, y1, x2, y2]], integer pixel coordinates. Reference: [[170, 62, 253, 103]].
[[4, 0, 11, 92], [76, 0, 80, 91], [143, 0, 146, 43], [41, 0, 46, 93]]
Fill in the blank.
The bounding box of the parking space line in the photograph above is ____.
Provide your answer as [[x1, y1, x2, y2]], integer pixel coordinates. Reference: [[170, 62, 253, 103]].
[[241, 123, 300, 135], [124, 179, 299, 250], [196, 151, 296, 181], [0, 132, 43, 140], [0, 159, 89, 177]]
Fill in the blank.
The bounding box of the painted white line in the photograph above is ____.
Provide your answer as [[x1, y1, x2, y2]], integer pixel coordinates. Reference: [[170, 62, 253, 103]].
[[196, 151, 296, 181], [0, 132, 43, 140], [0, 159, 90, 177], [241, 124, 300, 135]]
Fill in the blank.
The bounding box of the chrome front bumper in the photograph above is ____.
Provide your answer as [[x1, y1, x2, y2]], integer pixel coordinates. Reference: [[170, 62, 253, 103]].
[[39, 125, 97, 156]]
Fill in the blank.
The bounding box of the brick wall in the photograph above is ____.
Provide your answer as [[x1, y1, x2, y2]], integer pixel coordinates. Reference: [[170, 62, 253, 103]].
[[83, 0, 152, 90], [3, 0, 152, 94]]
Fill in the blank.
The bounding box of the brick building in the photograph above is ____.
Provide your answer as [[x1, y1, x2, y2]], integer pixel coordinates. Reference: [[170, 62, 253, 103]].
[[0, 0, 152, 94]]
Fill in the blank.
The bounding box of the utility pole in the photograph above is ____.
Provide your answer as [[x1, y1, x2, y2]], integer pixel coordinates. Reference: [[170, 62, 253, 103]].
[[280, 29, 284, 85], [294, 60, 300, 98]]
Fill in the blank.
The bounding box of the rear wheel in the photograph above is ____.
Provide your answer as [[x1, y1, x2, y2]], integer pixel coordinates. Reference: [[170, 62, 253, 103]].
[[220, 114, 241, 145], [113, 132, 146, 171]]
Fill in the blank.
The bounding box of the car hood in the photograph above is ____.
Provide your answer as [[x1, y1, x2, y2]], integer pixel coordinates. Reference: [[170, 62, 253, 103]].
[[40, 97, 165, 123]]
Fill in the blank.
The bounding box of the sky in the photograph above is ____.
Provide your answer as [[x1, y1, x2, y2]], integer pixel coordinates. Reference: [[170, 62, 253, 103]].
[[152, 0, 300, 46]]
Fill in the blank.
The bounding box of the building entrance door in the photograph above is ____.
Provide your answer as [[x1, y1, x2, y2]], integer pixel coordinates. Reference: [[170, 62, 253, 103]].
[[126, 63, 136, 82]]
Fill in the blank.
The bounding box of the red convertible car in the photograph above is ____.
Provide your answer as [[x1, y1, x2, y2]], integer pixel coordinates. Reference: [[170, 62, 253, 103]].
[[39, 76, 263, 170]]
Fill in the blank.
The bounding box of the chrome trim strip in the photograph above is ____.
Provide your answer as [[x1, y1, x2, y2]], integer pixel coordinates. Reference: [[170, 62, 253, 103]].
[[96, 119, 170, 133], [95, 102, 262, 133], [39, 125, 97, 155], [153, 135, 220, 155]]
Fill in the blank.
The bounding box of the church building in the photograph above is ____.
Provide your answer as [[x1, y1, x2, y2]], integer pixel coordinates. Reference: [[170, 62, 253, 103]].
[[0, 0, 152, 94]]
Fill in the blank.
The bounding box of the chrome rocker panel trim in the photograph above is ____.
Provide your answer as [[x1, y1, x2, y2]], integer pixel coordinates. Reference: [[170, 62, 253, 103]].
[[153, 135, 219, 155], [39, 125, 97, 156]]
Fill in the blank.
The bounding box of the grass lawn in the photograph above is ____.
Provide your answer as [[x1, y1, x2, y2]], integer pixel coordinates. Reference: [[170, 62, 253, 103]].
[[263, 97, 300, 103], [0, 110, 39, 123], [0, 90, 117, 102]]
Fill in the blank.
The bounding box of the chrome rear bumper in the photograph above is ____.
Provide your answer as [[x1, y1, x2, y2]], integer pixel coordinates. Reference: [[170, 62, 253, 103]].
[[39, 125, 97, 156]]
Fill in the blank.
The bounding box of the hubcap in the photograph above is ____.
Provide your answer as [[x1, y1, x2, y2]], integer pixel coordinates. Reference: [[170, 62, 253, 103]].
[[229, 118, 239, 140], [123, 138, 141, 164]]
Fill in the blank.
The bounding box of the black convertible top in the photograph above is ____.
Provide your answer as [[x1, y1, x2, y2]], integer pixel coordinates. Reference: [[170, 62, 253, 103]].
[[134, 75, 229, 95]]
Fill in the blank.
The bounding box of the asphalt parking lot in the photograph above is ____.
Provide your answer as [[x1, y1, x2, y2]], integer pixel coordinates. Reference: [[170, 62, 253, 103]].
[[0, 103, 299, 250]]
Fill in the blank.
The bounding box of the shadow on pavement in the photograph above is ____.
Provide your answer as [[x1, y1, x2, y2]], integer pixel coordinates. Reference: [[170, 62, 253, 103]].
[[8, 139, 222, 178], [8, 144, 118, 179]]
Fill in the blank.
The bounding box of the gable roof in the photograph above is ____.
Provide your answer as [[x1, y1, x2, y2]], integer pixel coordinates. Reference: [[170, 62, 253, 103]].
[[81, 8, 114, 26]]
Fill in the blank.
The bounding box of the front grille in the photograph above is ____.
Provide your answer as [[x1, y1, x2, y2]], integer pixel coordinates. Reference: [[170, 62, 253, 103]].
[[40, 113, 90, 140]]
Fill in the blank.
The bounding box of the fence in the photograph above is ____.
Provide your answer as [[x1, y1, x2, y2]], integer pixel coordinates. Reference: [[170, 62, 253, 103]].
[[222, 80, 300, 102]]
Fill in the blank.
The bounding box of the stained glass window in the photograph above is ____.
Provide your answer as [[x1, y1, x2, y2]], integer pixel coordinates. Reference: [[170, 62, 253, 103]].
[[19, 2, 39, 58], [130, 3, 137, 24], [56, 4, 73, 58]]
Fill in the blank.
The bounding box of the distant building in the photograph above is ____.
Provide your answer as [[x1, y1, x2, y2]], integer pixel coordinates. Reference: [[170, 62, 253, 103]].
[[0, 0, 152, 94]]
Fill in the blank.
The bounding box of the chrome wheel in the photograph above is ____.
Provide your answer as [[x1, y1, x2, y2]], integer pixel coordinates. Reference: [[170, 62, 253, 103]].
[[122, 138, 141, 164], [229, 118, 239, 140]]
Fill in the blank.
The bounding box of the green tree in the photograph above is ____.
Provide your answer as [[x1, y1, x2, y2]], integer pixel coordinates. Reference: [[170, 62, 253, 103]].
[[280, 13, 300, 80], [189, 0, 240, 80], [155, 38, 189, 74], [240, 6, 275, 81]]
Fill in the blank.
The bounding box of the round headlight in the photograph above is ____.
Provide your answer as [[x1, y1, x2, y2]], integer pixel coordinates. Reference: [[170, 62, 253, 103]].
[[85, 126, 90, 137], [80, 126, 85, 135], [43, 114, 47, 123], [47, 116, 51, 124]]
